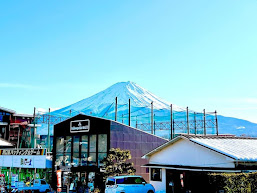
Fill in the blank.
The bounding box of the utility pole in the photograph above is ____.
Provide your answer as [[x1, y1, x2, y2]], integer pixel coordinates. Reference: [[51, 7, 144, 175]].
[[186, 107, 189, 135], [33, 107, 36, 148], [170, 104, 173, 140], [128, 99, 131, 126], [194, 112, 197, 135], [215, 110, 219, 136], [115, 97, 118, 121], [203, 109, 206, 135], [151, 101, 153, 134], [48, 108, 51, 152], [154, 119, 156, 135], [173, 119, 175, 139]]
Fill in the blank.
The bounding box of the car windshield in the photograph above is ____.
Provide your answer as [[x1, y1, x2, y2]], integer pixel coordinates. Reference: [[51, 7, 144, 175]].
[[106, 178, 115, 185], [116, 177, 146, 184]]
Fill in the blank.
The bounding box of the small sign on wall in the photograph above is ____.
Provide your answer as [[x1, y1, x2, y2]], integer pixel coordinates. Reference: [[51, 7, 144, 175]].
[[70, 119, 90, 133]]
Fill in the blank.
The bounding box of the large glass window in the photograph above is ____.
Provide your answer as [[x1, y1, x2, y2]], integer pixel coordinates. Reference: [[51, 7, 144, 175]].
[[88, 153, 96, 166], [73, 136, 80, 166], [56, 137, 64, 153], [98, 153, 107, 166], [65, 136, 72, 153], [73, 153, 80, 167], [64, 153, 71, 166], [98, 134, 107, 165], [56, 133, 108, 167], [81, 152, 88, 166], [81, 136, 88, 166], [98, 134, 107, 152], [55, 154, 63, 166], [89, 135, 97, 166], [89, 135, 96, 152], [73, 136, 80, 153], [81, 136, 88, 152]]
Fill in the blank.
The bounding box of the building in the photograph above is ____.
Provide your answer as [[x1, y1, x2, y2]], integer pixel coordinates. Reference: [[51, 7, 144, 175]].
[[0, 107, 34, 147], [142, 135, 257, 193], [52, 114, 168, 191], [0, 148, 52, 189]]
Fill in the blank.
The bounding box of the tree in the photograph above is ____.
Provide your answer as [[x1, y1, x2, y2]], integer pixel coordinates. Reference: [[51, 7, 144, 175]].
[[102, 148, 136, 180]]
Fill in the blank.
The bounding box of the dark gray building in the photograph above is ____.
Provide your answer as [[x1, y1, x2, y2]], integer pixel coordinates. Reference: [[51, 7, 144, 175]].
[[52, 114, 167, 191]]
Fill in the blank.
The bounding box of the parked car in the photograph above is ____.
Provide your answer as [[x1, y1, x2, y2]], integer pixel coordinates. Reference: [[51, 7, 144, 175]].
[[17, 179, 51, 192], [105, 175, 155, 193]]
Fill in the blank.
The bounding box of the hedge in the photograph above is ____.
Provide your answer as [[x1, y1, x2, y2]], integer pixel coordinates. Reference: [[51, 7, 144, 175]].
[[208, 172, 257, 193]]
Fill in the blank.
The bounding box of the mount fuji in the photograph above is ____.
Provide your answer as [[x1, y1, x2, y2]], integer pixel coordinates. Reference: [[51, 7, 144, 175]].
[[37, 81, 257, 138]]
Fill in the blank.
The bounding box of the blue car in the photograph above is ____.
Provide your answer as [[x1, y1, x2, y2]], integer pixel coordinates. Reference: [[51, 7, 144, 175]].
[[105, 175, 155, 193]]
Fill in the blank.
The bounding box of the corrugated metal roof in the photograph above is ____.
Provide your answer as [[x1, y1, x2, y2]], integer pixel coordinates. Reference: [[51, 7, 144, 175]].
[[13, 113, 33, 118], [143, 135, 257, 162], [0, 138, 14, 147], [186, 135, 257, 161], [0, 107, 16, 114]]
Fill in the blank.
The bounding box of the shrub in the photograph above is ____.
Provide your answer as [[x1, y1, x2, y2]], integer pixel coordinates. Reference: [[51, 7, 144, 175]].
[[209, 172, 257, 193]]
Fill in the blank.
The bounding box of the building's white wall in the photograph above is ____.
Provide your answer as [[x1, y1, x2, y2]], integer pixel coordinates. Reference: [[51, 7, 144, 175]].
[[149, 139, 235, 168], [150, 168, 166, 193]]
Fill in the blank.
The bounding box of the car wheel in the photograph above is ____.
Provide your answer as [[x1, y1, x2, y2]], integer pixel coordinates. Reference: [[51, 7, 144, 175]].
[[147, 191, 154, 193]]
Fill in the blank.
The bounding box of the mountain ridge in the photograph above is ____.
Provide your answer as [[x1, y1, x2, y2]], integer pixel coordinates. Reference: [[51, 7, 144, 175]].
[[37, 81, 257, 138]]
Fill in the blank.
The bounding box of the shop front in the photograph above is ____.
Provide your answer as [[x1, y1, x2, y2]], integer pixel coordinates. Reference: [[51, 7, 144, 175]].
[[52, 114, 167, 192], [0, 148, 52, 190]]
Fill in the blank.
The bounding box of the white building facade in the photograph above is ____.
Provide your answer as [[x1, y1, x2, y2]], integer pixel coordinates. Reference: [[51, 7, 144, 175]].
[[143, 135, 257, 193]]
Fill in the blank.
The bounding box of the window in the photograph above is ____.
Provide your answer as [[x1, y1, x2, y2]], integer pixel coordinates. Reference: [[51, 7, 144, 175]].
[[64, 154, 71, 165], [55, 154, 63, 166], [98, 134, 107, 165], [73, 153, 80, 166], [81, 135, 88, 152], [89, 135, 97, 166], [81, 152, 88, 166], [81, 135, 88, 166], [116, 177, 146, 184], [73, 136, 80, 166], [151, 168, 162, 181], [41, 180, 46, 185], [65, 136, 72, 153], [56, 137, 64, 153], [89, 135, 96, 152], [106, 178, 115, 185], [88, 153, 96, 166], [73, 136, 80, 153], [98, 134, 107, 152]]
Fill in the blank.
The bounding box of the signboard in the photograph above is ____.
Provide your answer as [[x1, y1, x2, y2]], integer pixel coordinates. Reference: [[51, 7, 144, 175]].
[[0, 149, 47, 168], [56, 170, 62, 192], [0, 174, 5, 191], [70, 119, 90, 133], [11, 174, 18, 188], [0, 148, 47, 156]]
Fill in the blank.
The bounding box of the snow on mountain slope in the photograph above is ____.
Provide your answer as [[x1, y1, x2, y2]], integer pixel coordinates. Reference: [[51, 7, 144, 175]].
[[53, 81, 182, 116], [37, 81, 257, 138]]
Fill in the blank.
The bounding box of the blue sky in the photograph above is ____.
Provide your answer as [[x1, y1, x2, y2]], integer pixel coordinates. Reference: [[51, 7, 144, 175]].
[[0, 0, 257, 123]]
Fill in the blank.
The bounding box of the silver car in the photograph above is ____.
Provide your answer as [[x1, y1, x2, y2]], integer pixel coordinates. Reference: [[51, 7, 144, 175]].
[[105, 175, 155, 193]]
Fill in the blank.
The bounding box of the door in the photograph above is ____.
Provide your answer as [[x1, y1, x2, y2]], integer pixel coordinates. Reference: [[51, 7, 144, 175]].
[[166, 170, 183, 193]]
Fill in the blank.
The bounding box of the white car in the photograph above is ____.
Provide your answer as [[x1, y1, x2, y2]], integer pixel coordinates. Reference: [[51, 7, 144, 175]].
[[105, 175, 155, 193]]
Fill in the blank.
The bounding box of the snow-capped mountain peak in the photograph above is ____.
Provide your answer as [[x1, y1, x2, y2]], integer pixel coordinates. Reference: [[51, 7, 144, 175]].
[[54, 81, 181, 116]]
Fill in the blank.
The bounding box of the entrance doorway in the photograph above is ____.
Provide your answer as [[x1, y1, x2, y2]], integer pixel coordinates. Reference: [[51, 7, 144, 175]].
[[166, 170, 184, 193], [70, 171, 95, 192]]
